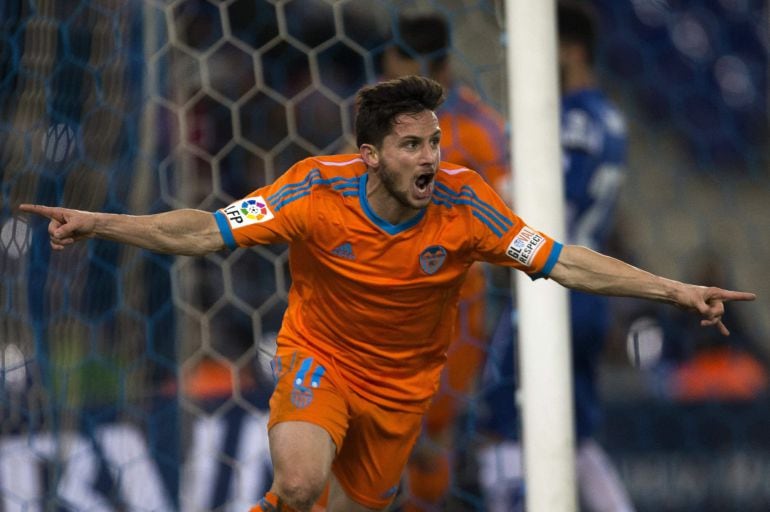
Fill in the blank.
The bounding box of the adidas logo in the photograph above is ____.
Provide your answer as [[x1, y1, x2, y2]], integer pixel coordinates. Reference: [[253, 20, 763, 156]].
[[331, 242, 355, 260]]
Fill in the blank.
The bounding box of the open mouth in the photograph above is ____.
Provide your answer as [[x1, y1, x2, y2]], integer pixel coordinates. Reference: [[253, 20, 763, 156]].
[[415, 172, 435, 194]]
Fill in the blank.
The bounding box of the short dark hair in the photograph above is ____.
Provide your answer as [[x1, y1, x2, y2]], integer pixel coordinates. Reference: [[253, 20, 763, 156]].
[[557, 1, 598, 64], [355, 75, 445, 148], [394, 10, 450, 67]]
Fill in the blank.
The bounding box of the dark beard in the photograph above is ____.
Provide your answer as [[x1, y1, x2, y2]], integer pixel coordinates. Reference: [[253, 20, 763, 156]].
[[378, 158, 417, 211]]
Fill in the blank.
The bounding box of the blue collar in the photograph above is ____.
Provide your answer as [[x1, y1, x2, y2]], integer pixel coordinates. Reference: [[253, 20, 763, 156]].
[[358, 174, 426, 235]]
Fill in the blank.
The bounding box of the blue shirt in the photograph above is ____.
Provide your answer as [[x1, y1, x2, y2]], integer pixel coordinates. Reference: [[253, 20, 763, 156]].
[[479, 87, 627, 441]]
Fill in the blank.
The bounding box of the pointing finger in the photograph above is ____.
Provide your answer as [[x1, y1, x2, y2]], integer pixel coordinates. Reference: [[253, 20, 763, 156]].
[[710, 289, 756, 302], [18, 204, 62, 221], [19, 203, 50, 215]]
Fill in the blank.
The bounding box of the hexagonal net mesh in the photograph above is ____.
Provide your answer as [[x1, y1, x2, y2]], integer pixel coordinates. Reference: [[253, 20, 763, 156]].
[[1, 0, 768, 511], [0, 0, 505, 509]]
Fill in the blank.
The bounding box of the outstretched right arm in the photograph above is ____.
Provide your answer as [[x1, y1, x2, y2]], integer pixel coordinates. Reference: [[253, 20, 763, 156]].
[[17, 204, 225, 256]]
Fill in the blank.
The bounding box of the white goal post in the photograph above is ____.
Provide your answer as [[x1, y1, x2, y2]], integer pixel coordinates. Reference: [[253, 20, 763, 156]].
[[506, 1, 578, 511]]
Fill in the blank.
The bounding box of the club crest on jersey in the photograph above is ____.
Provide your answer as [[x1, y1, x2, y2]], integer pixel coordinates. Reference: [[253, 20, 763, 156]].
[[420, 245, 447, 275], [506, 226, 545, 266], [291, 386, 314, 409], [223, 196, 274, 228]]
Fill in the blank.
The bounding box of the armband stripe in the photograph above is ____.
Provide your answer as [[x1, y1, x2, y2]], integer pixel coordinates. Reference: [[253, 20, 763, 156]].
[[541, 241, 563, 276], [268, 169, 320, 203], [434, 182, 512, 230], [472, 210, 503, 237], [213, 211, 237, 250], [269, 170, 359, 210], [433, 186, 510, 236]]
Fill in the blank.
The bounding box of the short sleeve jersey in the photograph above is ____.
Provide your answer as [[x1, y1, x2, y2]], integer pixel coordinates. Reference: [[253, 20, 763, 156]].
[[215, 154, 562, 412]]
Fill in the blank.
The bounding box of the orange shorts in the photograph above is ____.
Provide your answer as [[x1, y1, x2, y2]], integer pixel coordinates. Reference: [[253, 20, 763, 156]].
[[268, 350, 424, 509]]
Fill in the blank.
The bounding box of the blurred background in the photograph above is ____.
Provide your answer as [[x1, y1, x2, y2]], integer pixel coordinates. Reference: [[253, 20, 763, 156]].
[[0, 0, 767, 511]]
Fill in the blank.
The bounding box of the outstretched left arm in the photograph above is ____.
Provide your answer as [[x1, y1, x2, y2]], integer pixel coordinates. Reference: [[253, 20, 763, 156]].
[[549, 245, 756, 335], [17, 204, 224, 256]]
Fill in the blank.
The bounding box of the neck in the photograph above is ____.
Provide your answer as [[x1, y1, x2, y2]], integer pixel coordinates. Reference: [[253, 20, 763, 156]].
[[365, 172, 420, 225]]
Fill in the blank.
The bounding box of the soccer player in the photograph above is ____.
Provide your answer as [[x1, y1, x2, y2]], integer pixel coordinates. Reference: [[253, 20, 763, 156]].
[[380, 9, 509, 511], [477, 3, 634, 510], [19, 75, 754, 512]]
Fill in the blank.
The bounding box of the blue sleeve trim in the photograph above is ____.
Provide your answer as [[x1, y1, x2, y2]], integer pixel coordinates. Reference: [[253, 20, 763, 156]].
[[213, 211, 237, 250], [541, 241, 563, 277], [530, 241, 563, 281]]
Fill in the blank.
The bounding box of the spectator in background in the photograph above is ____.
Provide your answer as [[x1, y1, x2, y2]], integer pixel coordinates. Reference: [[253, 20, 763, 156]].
[[379, 9, 508, 511], [382, 9, 509, 192], [476, 2, 636, 511], [665, 251, 768, 401], [671, 322, 768, 402]]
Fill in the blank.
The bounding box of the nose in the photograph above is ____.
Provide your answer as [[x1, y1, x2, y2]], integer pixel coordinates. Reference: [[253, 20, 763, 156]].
[[419, 141, 438, 163]]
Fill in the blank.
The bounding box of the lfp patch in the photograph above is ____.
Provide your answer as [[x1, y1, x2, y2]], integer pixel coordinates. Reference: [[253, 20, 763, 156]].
[[420, 245, 447, 275], [222, 196, 274, 228]]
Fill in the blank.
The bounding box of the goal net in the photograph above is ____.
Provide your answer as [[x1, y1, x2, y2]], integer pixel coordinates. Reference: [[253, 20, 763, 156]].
[[1, 0, 767, 511]]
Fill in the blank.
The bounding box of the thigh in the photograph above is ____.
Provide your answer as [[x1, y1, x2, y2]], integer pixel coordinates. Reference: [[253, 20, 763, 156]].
[[268, 350, 350, 449], [269, 421, 335, 491], [268, 351, 349, 484], [331, 402, 423, 510]]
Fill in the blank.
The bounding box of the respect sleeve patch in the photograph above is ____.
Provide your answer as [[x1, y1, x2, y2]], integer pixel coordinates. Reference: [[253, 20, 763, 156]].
[[506, 226, 545, 266], [222, 197, 274, 228]]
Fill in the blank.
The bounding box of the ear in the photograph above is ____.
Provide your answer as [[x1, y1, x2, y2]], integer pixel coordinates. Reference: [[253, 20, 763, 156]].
[[360, 144, 379, 169]]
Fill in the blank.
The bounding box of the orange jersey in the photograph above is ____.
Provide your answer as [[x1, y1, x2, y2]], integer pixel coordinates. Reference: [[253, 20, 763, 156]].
[[438, 84, 508, 191], [214, 154, 562, 412]]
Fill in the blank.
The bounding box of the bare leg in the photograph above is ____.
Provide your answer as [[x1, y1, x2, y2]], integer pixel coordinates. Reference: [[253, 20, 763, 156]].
[[265, 421, 336, 512]]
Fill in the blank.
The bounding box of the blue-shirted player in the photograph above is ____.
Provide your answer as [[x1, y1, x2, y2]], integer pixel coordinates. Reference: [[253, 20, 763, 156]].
[[477, 2, 636, 511]]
